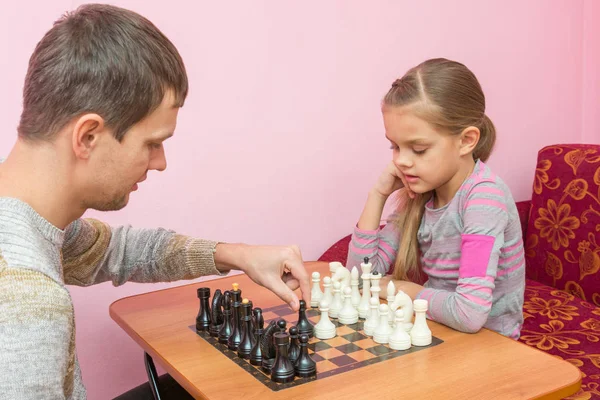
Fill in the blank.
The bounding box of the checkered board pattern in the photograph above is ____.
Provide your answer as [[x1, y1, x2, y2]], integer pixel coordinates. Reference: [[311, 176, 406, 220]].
[[191, 303, 443, 391]]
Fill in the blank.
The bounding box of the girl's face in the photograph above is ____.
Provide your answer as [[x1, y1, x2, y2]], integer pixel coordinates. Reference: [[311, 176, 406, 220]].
[[382, 105, 470, 205]]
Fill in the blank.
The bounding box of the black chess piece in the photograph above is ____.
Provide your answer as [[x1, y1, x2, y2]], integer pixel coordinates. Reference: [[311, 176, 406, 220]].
[[227, 284, 243, 350], [209, 289, 223, 337], [195, 287, 211, 331], [294, 334, 316, 378], [218, 291, 233, 344], [277, 319, 287, 334], [250, 308, 264, 366], [295, 300, 314, 338], [260, 320, 277, 373], [237, 299, 256, 359], [270, 332, 295, 383], [287, 327, 301, 364]]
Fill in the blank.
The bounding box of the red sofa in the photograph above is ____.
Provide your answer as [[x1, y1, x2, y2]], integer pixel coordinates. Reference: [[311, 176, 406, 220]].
[[318, 144, 600, 400]]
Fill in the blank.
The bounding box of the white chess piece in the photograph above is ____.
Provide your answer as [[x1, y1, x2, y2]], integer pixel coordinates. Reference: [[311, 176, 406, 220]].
[[332, 266, 351, 292], [357, 260, 372, 319], [322, 276, 333, 308], [391, 290, 414, 332], [329, 261, 343, 275], [350, 267, 361, 308], [329, 281, 343, 318], [373, 304, 392, 344], [338, 287, 359, 325], [389, 309, 412, 350], [310, 271, 324, 308], [370, 271, 382, 307], [410, 299, 432, 346], [314, 300, 337, 340], [363, 297, 379, 336], [386, 281, 396, 325]]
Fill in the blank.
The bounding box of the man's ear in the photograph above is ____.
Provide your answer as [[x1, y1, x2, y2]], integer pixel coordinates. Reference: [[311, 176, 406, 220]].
[[72, 114, 106, 159], [459, 126, 480, 157]]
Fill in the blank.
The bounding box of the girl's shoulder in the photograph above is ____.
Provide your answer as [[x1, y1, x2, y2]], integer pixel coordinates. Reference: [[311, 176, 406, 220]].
[[458, 161, 517, 210]]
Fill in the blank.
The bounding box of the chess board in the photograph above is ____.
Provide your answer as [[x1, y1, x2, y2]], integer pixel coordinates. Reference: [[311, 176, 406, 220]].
[[190, 303, 443, 391]]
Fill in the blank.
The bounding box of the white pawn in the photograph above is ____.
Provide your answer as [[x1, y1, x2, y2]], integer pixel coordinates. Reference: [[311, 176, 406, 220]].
[[329, 281, 343, 318], [389, 309, 412, 350], [350, 266, 361, 308], [373, 304, 392, 344], [410, 299, 432, 346], [370, 271, 382, 307], [338, 287, 359, 325], [391, 290, 414, 332], [363, 297, 379, 336], [310, 272, 324, 308], [314, 300, 337, 340], [386, 280, 396, 325], [357, 260, 372, 319], [321, 276, 333, 308]]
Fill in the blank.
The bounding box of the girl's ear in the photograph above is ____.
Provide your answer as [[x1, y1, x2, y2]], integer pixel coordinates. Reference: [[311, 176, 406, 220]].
[[459, 126, 480, 157]]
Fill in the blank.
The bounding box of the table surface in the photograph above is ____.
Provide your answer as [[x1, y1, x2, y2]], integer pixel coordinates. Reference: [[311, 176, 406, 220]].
[[109, 261, 582, 400]]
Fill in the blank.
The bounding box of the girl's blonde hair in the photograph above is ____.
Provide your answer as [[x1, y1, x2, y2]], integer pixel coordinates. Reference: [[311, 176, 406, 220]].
[[384, 58, 496, 281]]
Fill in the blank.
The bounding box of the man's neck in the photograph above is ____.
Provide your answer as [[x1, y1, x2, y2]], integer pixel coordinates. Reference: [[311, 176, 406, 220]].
[[0, 139, 85, 229]]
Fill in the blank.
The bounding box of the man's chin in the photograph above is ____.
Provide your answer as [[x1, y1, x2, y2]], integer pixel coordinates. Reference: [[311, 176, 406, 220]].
[[89, 194, 130, 212]]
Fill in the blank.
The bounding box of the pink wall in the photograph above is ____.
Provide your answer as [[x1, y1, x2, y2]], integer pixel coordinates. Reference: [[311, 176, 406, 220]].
[[0, 1, 597, 398]]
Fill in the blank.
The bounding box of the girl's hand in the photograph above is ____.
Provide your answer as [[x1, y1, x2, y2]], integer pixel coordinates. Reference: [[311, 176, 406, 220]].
[[372, 161, 415, 199]]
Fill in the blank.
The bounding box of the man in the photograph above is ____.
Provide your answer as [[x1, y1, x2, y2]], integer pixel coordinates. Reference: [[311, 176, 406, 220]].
[[0, 4, 310, 399]]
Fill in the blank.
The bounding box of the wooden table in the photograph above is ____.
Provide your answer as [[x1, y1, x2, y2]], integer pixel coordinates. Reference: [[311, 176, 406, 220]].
[[110, 262, 581, 400]]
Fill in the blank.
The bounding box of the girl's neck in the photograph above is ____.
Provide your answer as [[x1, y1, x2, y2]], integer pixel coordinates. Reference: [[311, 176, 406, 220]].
[[433, 157, 477, 208]]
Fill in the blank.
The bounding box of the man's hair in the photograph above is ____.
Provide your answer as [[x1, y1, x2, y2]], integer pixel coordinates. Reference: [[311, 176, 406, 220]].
[[18, 3, 188, 142]]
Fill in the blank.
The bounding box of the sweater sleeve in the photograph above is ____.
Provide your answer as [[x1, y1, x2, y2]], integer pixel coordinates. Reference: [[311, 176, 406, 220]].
[[0, 267, 75, 399], [416, 182, 508, 333], [345, 214, 401, 275], [62, 218, 226, 286]]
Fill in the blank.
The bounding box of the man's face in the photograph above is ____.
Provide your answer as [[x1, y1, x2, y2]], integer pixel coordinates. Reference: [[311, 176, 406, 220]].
[[82, 92, 179, 211]]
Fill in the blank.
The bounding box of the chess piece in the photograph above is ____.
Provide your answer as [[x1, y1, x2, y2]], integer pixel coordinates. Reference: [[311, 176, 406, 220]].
[[295, 300, 315, 338], [389, 309, 412, 350], [227, 283, 243, 350], [329, 281, 343, 318], [294, 334, 316, 378], [386, 281, 396, 326], [411, 299, 432, 346], [287, 327, 301, 364], [373, 304, 392, 344], [218, 291, 233, 344], [277, 319, 287, 334], [271, 332, 295, 383], [370, 271, 382, 306], [350, 266, 361, 308], [209, 289, 223, 337], [321, 276, 333, 307], [237, 299, 256, 359], [310, 272, 324, 308], [250, 308, 264, 365], [229, 283, 242, 325], [195, 287, 211, 331], [391, 290, 414, 332], [363, 297, 379, 337], [338, 287, 359, 325], [314, 300, 336, 340], [329, 261, 343, 275], [260, 320, 277, 373], [357, 259, 372, 319], [332, 265, 351, 292]]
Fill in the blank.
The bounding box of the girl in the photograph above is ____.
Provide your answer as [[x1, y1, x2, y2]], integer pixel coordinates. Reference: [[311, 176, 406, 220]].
[[347, 58, 525, 339]]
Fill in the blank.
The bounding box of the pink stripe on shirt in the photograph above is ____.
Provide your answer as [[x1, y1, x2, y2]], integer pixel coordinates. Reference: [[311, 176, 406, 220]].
[[465, 198, 508, 211]]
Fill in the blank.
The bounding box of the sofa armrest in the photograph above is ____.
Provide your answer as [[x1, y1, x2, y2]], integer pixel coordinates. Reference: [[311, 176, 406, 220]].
[[516, 200, 531, 241]]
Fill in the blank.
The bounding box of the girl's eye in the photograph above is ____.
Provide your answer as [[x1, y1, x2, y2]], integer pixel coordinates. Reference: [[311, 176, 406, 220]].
[[413, 148, 427, 155]]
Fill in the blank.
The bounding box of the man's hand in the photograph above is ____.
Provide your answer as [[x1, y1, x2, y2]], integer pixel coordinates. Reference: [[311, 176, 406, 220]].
[[214, 243, 310, 311]]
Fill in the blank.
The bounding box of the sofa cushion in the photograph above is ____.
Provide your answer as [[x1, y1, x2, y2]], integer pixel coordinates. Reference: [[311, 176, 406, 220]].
[[525, 144, 600, 305], [520, 279, 600, 399]]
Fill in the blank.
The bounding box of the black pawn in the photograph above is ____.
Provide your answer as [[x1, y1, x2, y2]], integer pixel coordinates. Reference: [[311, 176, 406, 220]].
[[227, 288, 243, 350], [295, 300, 314, 338], [250, 308, 264, 366], [271, 332, 295, 383], [294, 334, 316, 378], [196, 287, 211, 331], [209, 289, 223, 337], [218, 291, 233, 344], [288, 327, 301, 364], [277, 319, 287, 334], [237, 300, 256, 359]]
